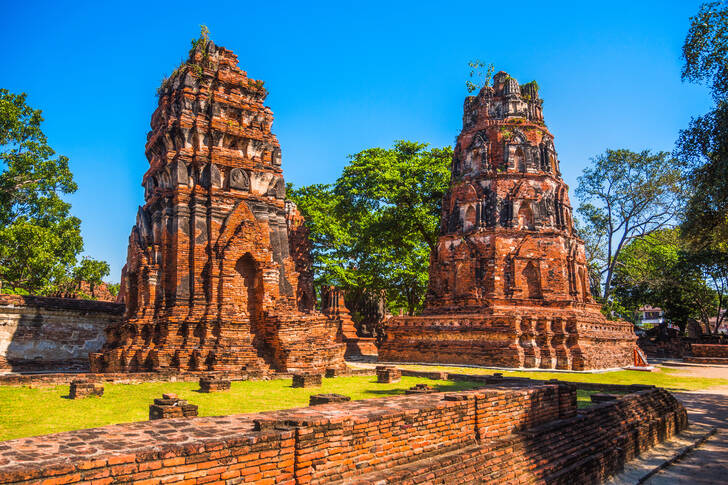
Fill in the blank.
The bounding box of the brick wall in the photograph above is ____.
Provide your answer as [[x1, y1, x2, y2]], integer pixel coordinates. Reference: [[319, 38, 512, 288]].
[[0, 295, 123, 372], [0, 384, 686, 485], [691, 344, 728, 358]]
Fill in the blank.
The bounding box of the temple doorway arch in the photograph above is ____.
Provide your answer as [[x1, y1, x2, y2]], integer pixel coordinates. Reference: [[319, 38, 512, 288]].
[[235, 253, 261, 322]]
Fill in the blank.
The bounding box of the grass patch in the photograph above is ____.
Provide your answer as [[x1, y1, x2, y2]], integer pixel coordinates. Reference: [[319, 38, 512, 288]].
[[0, 376, 479, 441], [391, 364, 728, 392]]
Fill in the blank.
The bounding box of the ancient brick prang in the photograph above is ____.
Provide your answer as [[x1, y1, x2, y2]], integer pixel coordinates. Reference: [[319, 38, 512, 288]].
[[380, 72, 637, 370], [90, 38, 344, 375]]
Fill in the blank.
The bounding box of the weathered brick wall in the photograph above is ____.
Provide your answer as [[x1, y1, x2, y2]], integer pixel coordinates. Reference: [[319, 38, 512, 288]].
[[691, 343, 728, 358], [0, 295, 123, 372], [0, 384, 685, 485]]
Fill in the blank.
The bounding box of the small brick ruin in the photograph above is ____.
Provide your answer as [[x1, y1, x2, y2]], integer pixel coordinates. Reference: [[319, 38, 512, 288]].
[[405, 383, 435, 394], [321, 286, 378, 358], [68, 379, 104, 399], [376, 365, 401, 383], [380, 72, 638, 370], [309, 393, 351, 405], [198, 376, 230, 392], [292, 373, 322, 388], [148, 393, 198, 420], [89, 38, 345, 375]]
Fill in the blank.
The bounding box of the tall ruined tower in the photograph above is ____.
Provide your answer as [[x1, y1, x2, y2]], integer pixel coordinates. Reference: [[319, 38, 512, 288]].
[[380, 72, 637, 370], [90, 37, 344, 374]]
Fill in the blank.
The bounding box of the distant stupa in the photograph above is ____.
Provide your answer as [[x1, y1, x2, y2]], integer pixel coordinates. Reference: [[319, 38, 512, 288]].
[[380, 72, 638, 370]]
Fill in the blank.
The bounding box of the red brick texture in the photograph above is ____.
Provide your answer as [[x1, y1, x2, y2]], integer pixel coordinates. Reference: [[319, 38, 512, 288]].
[[690, 344, 728, 358], [380, 72, 637, 370], [89, 39, 344, 375], [0, 384, 685, 485]]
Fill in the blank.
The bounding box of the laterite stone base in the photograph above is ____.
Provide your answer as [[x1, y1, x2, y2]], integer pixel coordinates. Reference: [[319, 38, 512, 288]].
[[68, 380, 104, 399]]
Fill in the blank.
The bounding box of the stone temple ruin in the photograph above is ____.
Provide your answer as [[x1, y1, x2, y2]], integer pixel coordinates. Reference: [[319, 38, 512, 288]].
[[89, 39, 345, 374], [380, 72, 638, 370]]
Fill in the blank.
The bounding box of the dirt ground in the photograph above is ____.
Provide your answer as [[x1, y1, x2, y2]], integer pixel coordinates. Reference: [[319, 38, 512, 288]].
[[646, 362, 728, 484]]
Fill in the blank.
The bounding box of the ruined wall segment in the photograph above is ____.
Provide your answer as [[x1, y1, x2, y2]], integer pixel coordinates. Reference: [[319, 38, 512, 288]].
[[0, 295, 123, 372], [380, 73, 637, 370], [90, 39, 344, 374]]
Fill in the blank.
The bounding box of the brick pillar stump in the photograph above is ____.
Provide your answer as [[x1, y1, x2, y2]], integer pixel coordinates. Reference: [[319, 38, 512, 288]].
[[292, 373, 322, 388], [376, 365, 401, 383], [199, 376, 231, 393], [405, 383, 435, 394], [309, 393, 351, 405], [149, 393, 198, 420], [69, 379, 104, 399]]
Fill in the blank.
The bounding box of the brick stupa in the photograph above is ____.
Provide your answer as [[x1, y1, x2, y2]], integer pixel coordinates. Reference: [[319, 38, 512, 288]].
[[90, 37, 345, 374], [379, 72, 637, 370]]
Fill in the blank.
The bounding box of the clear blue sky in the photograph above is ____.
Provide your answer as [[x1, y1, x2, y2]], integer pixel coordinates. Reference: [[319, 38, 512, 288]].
[[2, 0, 712, 282]]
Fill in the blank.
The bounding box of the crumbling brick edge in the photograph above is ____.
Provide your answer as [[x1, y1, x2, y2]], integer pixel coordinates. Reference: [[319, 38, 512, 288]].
[[0, 380, 687, 485]]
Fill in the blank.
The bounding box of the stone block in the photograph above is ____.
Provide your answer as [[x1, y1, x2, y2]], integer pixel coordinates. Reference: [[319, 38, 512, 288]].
[[69, 379, 104, 399], [149, 393, 198, 420], [376, 365, 401, 383], [199, 376, 231, 392], [292, 373, 322, 388], [309, 393, 351, 405]]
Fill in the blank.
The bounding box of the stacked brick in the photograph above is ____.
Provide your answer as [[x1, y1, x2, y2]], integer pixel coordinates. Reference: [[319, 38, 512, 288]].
[[376, 365, 401, 383], [198, 376, 230, 392], [148, 393, 198, 420], [89, 38, 344, 375], [68, 380, 104, 399], [292, 373, 322, 388], [0, 384, 685, 485], [380, 72, 637, 370]]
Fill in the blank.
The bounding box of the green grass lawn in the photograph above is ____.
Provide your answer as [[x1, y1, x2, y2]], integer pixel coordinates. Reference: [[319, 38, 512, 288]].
[[391, 364, 728, 392], [0, 376, 480, 442]]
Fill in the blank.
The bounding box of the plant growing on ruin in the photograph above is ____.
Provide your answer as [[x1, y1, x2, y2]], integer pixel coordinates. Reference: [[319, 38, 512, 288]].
[[0, 89, 110, 295], [466, 60, 495, 93]]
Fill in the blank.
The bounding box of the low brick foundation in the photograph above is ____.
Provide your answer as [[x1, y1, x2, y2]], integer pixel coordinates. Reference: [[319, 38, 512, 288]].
[[68, 379, 104, 399], [292, 373, 322, 388], [376, 365, 401, 383], [309, 393, 351, 405], [0, 382, 686, 485], [148, 394, 198, 420], [198, 377, 231, 393]]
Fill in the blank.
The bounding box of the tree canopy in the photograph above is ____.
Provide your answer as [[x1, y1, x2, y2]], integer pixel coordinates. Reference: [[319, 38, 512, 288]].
[[611, 228, 719, 333], [288, 140, 451, 316], [678, 1, 728, 246], [0, 89, 110, 296]]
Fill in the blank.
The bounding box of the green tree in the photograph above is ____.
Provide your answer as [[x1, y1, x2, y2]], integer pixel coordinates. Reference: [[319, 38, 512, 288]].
[[0, 89, 107, 295], [72, 257, 111, 297], [611, 228, 718, 334], [466, 60, 495, 93], [678, 1, 728, 245], [289, 140, 452, 316], [575, 149, 683, 304]]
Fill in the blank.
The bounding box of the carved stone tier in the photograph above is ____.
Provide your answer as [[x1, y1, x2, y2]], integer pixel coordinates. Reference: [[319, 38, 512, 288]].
[[379, 72, 637, 370], [90, 38, 344, 374]]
